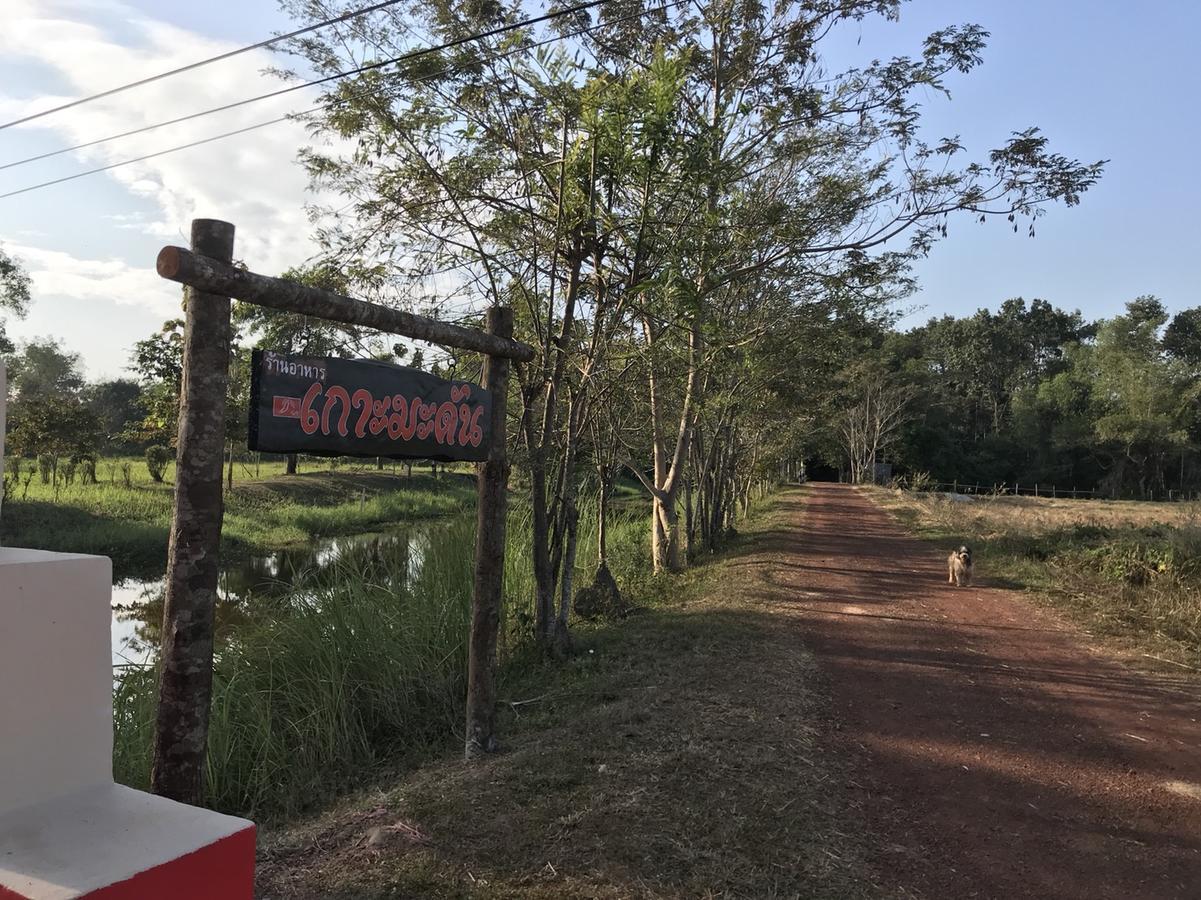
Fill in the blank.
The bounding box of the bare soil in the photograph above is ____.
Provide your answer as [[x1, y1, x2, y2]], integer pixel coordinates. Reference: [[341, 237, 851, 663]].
[[792, 483, 1201, 899]]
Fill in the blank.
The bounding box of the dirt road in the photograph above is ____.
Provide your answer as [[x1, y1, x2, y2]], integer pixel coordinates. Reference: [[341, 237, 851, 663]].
[[786, 483, 1201, 899]]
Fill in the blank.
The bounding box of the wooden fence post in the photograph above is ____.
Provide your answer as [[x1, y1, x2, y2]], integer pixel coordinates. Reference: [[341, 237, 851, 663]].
[[466, 307, 512, 760], [151, 219, 235, 805]]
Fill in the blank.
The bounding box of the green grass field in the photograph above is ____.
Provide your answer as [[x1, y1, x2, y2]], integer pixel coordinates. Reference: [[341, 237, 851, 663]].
[[2, 454, 474, 579]]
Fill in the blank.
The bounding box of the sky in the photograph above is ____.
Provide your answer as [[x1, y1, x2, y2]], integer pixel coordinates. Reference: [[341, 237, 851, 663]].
[[0, 0, 1198, 380]]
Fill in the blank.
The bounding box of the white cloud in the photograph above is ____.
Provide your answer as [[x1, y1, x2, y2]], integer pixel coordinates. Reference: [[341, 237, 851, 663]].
[[0, 0, 334, 278], [5, 241, 177, 315]]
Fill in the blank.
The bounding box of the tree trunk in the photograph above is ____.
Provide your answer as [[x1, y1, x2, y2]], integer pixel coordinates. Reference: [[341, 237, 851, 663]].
[[151, 219, 235, 805], [683, 472, 694, 559], [226, 440, 234, 491], [552, 499, 579, 658], [652, 494, 682, 572], [530, 454, 555, 644], [285, 452, 297, 475], [596, 463, 611, 567], [465, 307, 513, 760]]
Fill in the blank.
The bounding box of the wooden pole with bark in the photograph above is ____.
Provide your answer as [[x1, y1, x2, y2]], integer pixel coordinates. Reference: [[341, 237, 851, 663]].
[[151, 219, 235, 804], [157, 246, 533, 362], [465, 307, 512, 759]]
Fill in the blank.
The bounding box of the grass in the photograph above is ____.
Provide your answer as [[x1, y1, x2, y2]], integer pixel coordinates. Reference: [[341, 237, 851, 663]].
[[112, 499, 657, 821], [255, 490, 882, 900], [865, 487, 1201, 672], [2, 454, 473, 579]]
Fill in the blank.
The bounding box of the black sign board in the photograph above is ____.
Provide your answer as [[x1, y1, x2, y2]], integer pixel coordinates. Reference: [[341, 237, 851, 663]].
[[248, 350, 491, 461]]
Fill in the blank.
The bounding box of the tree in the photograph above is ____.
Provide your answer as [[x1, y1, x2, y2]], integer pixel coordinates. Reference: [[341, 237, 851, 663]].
[[126, 320, 185, 446], [5, 338, 85, 402], [0, 245, 32, 355], [83, 379, 143, 449], [1089, 297, 1187, 497], [837, 374, 915, 484], [277, 0, 1104, 647], [1163, 307, 1201, 368], [7, 394, 102, 480]]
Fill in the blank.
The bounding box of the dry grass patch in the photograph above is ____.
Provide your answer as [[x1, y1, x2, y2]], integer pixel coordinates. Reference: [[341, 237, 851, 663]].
[[257, 494, 881, 900], [864, 486, 1201, 674], [873, 488, 1201, 537]]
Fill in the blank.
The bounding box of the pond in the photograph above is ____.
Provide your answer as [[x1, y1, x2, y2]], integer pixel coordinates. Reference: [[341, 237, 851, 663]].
[[110, 526, 432, 668]]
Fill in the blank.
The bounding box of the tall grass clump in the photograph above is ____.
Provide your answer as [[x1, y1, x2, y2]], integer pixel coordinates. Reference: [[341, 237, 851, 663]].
[[114, 516, 479, 819]]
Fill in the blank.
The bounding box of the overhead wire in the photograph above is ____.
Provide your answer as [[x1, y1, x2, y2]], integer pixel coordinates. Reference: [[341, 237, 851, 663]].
[[0, 0, 410, 132], [0, 0, 611, 151], [2, 0, 614, 173], [0, 0, 682, 201]]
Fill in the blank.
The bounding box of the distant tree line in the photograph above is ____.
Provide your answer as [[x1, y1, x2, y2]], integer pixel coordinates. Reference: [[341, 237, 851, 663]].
[[813, 296, 1201, 499]]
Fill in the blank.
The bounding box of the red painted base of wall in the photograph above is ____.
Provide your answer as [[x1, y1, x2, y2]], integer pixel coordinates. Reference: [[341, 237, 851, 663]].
[[0, 826, 255, 900]]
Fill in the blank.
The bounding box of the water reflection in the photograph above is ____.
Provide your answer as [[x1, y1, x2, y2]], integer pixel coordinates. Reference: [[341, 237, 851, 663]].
[[111, 528, 428, 666]]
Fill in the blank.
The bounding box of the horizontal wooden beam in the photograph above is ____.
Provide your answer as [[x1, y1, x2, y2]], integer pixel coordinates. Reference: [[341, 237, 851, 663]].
[[157, 246, 536, 362]]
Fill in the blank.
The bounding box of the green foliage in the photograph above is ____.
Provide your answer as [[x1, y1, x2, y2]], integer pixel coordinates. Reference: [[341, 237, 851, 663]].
[[116, 540, 475, 817], [0, 245, 31, 354], [1164, 307, 1201, 366], [144, 445, 173, 483], [0, 245, 31, 316], [83, 379, 143, 450], [6, 337, 85, 400], [817, 295, 1201, 500], [37, 453, 53, 484]]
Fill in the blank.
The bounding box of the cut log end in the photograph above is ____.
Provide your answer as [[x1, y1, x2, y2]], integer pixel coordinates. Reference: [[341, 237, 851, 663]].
[[157, 245, 183, 279]]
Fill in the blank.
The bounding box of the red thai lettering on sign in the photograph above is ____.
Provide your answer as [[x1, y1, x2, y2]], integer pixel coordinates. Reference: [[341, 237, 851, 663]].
[[272, 396, 302, 419], [295, 381, 484, 448]]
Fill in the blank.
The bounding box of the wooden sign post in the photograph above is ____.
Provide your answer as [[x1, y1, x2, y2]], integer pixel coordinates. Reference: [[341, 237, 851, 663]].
[[152, 220, 235, 804], [153, 219, 534, 806], [466, 307, 511, 758]]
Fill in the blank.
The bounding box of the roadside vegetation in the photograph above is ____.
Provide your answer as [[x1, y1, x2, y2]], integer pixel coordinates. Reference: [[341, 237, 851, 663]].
[[113, 499, 655, 820], [868, 486, 1201, 671], [254, 491, 882, 900]]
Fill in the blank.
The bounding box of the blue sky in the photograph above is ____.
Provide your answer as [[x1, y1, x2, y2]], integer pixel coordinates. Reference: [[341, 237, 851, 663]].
[[1, 0, 1198, 378]]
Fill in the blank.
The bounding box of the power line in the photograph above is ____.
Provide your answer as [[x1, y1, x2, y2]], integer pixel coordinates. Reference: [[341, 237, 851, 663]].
[[0, 118, 291, 200], [0, 0, 409, 132], [0, 0, 678, 200], [0, 0, 615, 172]]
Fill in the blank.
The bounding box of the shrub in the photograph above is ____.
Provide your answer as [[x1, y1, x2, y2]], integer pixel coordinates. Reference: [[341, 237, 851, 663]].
[[120, 461, 133, 488], [907, 471, 935, 493], [145, 446, 172, 483], [3, 456, 21, 499], [60, 458, 77, 487], [37, 453, 55, 484], [79, 455, 97, 485]]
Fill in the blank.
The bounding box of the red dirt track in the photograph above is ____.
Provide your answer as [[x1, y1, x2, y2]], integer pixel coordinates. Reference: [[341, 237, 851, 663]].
[[787, 484, 1201, 899]]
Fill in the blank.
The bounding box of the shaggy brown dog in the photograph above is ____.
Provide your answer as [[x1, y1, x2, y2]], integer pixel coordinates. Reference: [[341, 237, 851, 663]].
[[947, 545, 973, 587]]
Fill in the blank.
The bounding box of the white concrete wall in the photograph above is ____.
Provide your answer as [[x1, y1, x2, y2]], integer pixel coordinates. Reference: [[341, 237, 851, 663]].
[[1, 361, 6, 537], [0, 548, 114, 816]]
